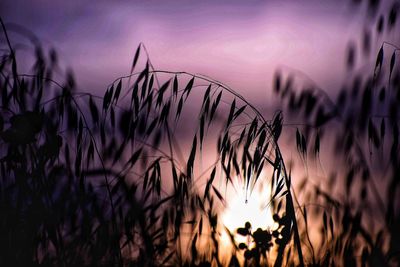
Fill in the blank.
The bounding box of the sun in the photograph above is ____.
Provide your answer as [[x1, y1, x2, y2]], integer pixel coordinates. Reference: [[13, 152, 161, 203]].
[[221, 177, 275, 234]]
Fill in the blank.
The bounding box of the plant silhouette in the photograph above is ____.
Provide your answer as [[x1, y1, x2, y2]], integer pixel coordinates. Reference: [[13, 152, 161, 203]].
[[0, 1, 399, 266]]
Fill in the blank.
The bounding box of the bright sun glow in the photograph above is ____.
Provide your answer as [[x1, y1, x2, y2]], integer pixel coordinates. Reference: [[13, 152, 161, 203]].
[[222, 176, 275, 234]]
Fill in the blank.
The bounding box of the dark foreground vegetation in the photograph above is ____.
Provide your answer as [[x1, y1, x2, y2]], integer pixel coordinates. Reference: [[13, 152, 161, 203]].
[[0, 2, 399, 266]]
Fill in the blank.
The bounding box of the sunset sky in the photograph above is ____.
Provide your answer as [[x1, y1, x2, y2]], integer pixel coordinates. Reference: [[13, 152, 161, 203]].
[[1, 2, 399, 266], [1, 0, 388, 109]]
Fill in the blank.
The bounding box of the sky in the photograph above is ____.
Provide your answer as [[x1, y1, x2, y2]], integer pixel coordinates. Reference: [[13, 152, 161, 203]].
[[0, 0, 388, 109]]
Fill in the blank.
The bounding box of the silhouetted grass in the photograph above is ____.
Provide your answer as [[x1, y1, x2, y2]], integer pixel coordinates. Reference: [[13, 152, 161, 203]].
[[272, 2, 400, 265], [0, 16, 300, 266], [0, 1, 399, 266]]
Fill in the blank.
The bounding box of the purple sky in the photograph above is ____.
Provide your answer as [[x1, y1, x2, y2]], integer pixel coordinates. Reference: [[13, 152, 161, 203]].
[[0, 0, 394, 108]]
